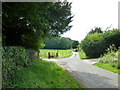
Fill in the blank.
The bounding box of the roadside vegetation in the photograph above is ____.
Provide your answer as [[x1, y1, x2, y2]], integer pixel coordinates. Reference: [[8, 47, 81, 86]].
[[2, 46, 34, 87], [79, 50, 90, 59], [95, 45, 120, 74], [2, 47, 83, 88], [2, 46, 82, 88], [80, 28, 120, 58], [10, 59, 83, 88], [79, 27, 120, 73], [40, 49, 73, 59]]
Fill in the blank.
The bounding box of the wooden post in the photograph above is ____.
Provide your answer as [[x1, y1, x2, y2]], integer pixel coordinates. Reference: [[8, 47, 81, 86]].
[[56, 53, 58, 57], [56, 50, 58, 57], [48, 52, 50, 59]]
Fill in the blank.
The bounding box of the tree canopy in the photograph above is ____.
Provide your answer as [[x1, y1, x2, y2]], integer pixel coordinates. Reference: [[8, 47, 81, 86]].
[[72, 40, 79, 49], [2, 2, 73, 50], [87, 27, 103, 36]]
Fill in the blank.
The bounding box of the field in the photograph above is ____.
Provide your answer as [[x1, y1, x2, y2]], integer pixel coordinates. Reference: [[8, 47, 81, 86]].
[[12, 59, 84, 88], [39, 49, 73, 59]]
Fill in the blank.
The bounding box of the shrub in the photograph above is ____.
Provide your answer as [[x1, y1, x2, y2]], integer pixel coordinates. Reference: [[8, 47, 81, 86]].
[[99, 45, 119, 69], [26, 49, 37, 59], [87, 27, 103, 36], [81, 33, 106, 58], [103, 29, 120, 49], [2, 46, 33, 87], [80, 29, 120, 58]]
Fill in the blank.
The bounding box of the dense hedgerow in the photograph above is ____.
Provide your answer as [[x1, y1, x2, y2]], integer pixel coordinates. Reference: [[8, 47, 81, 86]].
[[80, 29, 120, 58], [2, 46, 34, 87], [103, 29, 120, 49]]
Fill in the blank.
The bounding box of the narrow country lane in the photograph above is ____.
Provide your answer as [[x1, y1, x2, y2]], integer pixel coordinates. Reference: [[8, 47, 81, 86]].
[[43, 52, 119, 88]]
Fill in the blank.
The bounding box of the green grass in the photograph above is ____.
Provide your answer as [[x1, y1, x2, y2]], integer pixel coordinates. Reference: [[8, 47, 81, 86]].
[[39, 49, 73, 59], [95, 50, 120, 74], [95, 63, 120, 74], [79, 50, 90, 59], [12, 59, 84, 88]]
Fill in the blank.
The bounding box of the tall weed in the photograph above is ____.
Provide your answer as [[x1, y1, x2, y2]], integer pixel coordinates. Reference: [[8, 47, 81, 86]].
[[99, 44, 119, 69]]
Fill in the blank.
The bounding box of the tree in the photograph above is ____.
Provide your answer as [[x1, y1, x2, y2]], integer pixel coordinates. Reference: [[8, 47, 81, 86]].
[[103, 29, 120, 49], [44, 37, 73, 49], [72, 40, 79, 49], [87, 27, 103, 36], [58, 37, 72, 49], [44, 37, 60, 49], [2, 2, 73, 50]]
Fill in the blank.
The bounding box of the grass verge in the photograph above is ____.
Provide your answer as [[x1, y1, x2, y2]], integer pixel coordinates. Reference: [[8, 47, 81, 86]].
[[95, 63, 120, 74], [12, 59, 84, 88], [39, 49, 73, 59], [79, 51, 90, 59], [95, 49, 120, 74]]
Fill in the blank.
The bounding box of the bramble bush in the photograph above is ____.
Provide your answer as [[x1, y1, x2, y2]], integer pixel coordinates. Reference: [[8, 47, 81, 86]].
[[2, 46, 34, 87]]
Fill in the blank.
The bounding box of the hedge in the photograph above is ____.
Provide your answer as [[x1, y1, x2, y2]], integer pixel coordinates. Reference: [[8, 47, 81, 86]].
[[103, 29, 120, 49], [81, 33, 107, 58], [80, 29, 120, 58], [2, 46, 34, 87]]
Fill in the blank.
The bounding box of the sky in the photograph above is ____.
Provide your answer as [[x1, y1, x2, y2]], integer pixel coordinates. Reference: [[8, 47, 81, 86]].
[[61, 0, 119, 42]]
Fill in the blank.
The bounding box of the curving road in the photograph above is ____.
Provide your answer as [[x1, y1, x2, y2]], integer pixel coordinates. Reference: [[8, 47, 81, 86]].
[[43, 52, 119, 88]]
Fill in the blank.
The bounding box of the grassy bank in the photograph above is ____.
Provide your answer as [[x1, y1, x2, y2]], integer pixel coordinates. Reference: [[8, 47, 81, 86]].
[[39, 49, 73, 59], [12, 59, 83, 88], [95, 63, 120, 74], [95, 51, 120, 74]]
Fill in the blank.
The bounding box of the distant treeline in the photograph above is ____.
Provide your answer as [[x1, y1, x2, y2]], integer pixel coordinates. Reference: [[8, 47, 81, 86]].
[[44, 37, 79, 49]]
